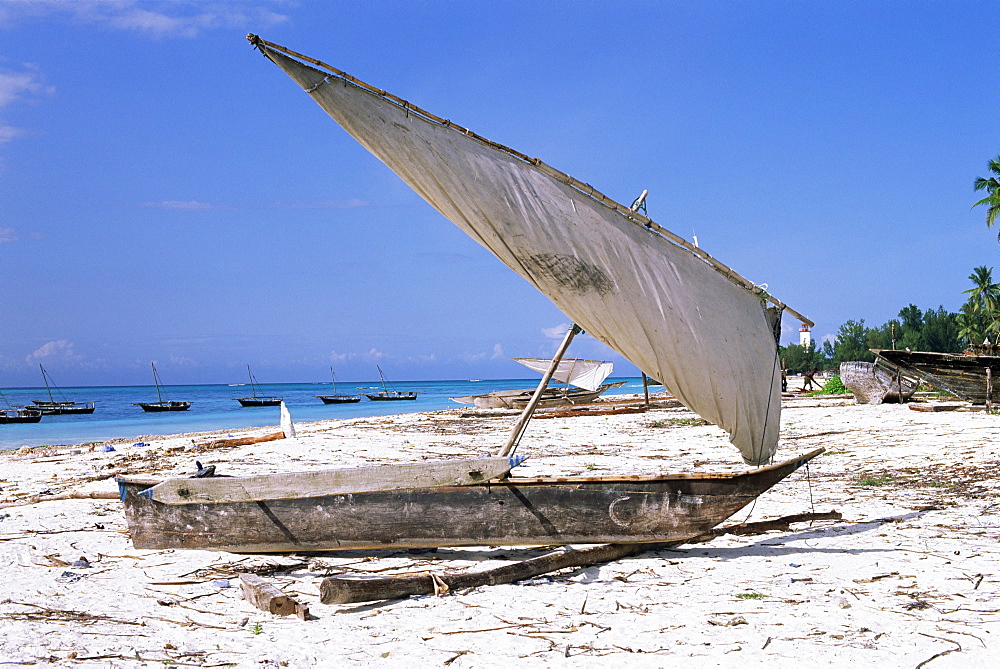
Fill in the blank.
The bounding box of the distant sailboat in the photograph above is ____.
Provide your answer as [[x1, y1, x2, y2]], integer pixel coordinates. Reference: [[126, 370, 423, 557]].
[[365, 365, 418, 401], [0, 385, 42, 424], [316, 367, 361, 404], [234, 366, 283, 407], [31, 365, 96, 415], [134, 362, 191, 412]]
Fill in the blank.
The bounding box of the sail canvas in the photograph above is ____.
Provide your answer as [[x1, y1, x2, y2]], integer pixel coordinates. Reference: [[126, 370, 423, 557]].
[[254, 42, 795, 465], [513, 358, 613, 392]]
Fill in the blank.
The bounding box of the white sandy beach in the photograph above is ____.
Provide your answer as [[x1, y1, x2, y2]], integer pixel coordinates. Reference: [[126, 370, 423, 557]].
[[1, 392, 998, 668]]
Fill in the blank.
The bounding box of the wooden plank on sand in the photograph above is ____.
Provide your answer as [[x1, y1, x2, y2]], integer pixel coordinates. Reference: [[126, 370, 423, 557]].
[[142, 456, 527, 505]]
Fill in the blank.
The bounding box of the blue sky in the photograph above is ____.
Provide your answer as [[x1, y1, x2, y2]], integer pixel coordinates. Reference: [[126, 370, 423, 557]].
[[1, 0, 997, 387]]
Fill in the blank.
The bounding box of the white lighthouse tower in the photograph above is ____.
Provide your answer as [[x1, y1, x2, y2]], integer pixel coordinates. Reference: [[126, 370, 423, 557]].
[[799, 323, 811, 348]]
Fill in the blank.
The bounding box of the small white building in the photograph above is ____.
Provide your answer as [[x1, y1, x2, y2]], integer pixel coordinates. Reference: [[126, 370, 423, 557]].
[[799, 324, 811, 348]]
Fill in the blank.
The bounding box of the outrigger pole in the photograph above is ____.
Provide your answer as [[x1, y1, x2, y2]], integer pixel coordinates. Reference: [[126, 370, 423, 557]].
[[499, 323, 582, 457]]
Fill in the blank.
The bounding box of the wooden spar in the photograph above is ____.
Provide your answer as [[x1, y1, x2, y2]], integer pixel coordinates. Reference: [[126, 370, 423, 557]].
[[499, 324, 582, 457], [318, 510, 841, 605], [139, 456, 527, 505], [988, 367, 993, 412], [246, 35, 813, 328]]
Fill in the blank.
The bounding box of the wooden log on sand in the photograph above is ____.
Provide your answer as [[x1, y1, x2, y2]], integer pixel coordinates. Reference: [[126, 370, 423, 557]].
[[319, 511, 841, 605]]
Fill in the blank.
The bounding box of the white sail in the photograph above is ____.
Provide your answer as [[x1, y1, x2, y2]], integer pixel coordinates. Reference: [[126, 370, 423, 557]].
[[513, 358, 613, 392], [254, 40, 805, 465], [280, 401, 296, 439]]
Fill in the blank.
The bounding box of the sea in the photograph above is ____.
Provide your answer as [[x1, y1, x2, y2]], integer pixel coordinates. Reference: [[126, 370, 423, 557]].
[[0, 377, 648, 451]]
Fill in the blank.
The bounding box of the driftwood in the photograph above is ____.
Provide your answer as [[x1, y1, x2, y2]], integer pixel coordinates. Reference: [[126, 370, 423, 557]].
[[319, 510, 840, 604], [238, 573, 300, 616], [0, 490, 119, 510], [201, 431, 284, 448]]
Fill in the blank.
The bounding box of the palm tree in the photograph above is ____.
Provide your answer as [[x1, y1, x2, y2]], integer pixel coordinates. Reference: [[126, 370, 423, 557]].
[[973, 155, 1000, 238], [962, 266, 1000, 344]]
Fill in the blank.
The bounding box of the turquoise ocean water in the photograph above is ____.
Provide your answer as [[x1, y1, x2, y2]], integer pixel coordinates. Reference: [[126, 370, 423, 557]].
[[0, 377, 647, 451]]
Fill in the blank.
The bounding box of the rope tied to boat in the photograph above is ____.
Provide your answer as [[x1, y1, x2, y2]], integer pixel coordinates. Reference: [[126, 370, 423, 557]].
[[427, 572, 450, 596]]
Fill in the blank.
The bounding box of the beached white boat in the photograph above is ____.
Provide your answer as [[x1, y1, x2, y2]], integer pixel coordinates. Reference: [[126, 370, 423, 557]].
[[116, 37, 820, 556], [451, 358, 623, 408]]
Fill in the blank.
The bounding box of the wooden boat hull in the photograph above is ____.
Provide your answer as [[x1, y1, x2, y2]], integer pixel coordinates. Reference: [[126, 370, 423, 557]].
[[117, 448, 823, 553], [317, 395, 362, 404], [365, 392, 417, 401], [136, 402, 191, 412], [31, 402, 96, 415], [839, 360, 918, 405], [0, 409, 42, 424], [873, 349, 1000, 404], [453, 382, 625, 409], [236, 397, 283, 407]]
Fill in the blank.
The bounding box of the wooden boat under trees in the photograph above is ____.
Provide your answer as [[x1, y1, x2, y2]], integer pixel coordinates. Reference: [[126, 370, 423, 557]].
[[117, 37, 822, 554], [873, 348, 1000, 404], [839, 359, 919, 405]]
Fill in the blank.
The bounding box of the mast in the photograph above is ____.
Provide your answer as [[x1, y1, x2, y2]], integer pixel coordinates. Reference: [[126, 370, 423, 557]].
[[247, 365, 259, 399], [499, 323, 581, 457], [377, 365, 389, 394], [151, 362, 163, 404], [40, 365, 55, 402], [330, 366, 338, 394]]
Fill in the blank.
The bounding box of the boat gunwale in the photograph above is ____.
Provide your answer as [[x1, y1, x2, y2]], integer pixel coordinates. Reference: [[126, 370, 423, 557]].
[[117, 447, 824, 491]]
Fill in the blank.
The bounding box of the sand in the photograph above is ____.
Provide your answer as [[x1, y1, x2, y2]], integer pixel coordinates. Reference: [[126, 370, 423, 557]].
[[1, 393, 998, 667]]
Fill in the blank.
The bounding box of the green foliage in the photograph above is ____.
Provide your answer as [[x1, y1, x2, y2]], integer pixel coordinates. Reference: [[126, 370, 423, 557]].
[[647, 417, 707, 427], [972, 155, 1000, 234], [812, 374, 847, 395], [779, 339, 829, 374], [250, 622, 263, 635], [858, 474, 894, 486], [830, 305, 963, 364], [736, 592, 765, 600]]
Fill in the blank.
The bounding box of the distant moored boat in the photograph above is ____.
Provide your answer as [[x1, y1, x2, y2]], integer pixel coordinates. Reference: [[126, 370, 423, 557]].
[[134, 362, 191, 412]]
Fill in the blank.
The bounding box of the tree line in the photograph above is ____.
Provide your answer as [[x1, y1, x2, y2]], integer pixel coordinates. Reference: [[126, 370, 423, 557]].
[[780, 155, 1000, 374], [780, 266, 998, 373]]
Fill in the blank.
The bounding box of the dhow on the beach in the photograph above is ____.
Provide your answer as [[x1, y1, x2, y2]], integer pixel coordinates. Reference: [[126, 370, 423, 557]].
[[117, 37, 821, 553]]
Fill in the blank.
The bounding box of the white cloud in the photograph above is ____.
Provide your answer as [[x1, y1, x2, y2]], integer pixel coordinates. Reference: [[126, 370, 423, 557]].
[[26, 339, 83, 364], [490, 343, 504, 359], [541, 323, 572, 339], [141, 200, 219, 210], [0, 1, 290, 39], [0, 227, 18, 244]]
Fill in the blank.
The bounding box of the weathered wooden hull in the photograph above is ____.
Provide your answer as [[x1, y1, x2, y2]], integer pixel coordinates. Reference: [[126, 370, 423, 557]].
[[452, 382, 625, 409], [0, 409, 42, 424], [839, 360, 919, 404], [136, 401, 191, 412], [873, 349, 1000, 404], [236, 397, 283, 407], [317, 395, 362, 404], [117, 448, 823, 553], [365, 392, 417, 401]]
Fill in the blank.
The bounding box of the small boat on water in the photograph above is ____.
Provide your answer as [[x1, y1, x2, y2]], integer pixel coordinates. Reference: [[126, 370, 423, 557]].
[[31, 365, 96, 415], [234, 366, 283, 407], [0, 407, 42, 424], [0, 386, 42, 424], [316, 367, 361, 404], [365, 365, 417, 401], [134, 362, 191, 412]]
